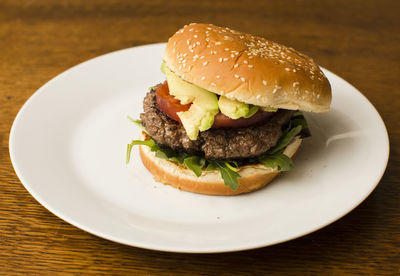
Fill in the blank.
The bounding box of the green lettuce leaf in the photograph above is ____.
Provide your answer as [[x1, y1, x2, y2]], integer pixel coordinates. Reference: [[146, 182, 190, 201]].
[[206, 162, 216, 171], [209, 161, 241, 190], [127, 117, 147, 133], [126, 139, 158, 164], [258, 153, 294, 171], [290, 118, 308, 130], [267, 125, 302, 155], [257, 113, 306, 172], [183, 156, 206, 177]]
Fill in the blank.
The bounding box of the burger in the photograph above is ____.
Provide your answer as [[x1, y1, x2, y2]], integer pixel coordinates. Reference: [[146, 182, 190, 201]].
[[127, 23, 331, 196]]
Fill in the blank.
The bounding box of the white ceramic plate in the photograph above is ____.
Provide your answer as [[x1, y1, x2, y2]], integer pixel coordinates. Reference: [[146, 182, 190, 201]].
[[10, 43, 389, 253]]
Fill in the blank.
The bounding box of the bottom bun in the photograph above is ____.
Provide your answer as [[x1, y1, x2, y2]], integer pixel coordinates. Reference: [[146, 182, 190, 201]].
[[139, 133, 302, 196]]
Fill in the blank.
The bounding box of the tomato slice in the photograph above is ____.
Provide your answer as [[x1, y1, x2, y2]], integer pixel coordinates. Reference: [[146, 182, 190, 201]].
[[212, 111, 273, 129], [155, 81, 191, 122], [155, 81, 274, 129]]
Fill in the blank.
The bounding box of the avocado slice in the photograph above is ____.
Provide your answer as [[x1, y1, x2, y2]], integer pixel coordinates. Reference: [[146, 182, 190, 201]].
[[261, 106, 278, 112], [218, 96, 261, 119], [164, 66, 219, 140]]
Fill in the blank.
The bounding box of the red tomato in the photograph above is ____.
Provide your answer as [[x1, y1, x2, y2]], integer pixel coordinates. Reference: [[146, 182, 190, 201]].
[[155, 81, 191, 122], [155, 81, 274, 129], [212, 111, 274, 129]]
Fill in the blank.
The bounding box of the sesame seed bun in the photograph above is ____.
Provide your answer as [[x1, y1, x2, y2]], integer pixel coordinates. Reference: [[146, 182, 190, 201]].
[[139, 132, 302, 196], [163, 23, 331, 113]]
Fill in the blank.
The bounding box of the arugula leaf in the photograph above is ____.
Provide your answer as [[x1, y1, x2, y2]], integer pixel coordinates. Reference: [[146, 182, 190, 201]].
[[149, 85, 158, 92], [292, 111, 304, 117], [183, 156, 206, 177], [258, 153, 294, 171], [257, 114, 306, 171], [268, 125, 302, 154], [206, 162, 216, 171], [155, 150, 169, 159], [224, 161, 239, 172], [126, 139, 157, 164], [290, 118, 308, 129], [169, 156, 185, 164], [210, 161, 241, 190], [126, 144, 133, 164], [127, 117, 147, 133]]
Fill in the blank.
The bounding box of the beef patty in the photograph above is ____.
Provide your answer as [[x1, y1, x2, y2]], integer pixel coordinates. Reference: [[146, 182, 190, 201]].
[[140, 91, 293, 159]]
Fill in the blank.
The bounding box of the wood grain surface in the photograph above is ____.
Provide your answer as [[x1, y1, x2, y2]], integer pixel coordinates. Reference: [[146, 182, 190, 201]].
[[1, 0, 399, 274]]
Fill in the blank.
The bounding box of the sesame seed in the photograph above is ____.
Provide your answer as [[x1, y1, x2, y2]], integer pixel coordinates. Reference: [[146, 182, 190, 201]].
[[243, 60, 248, 64], [216, 75, 220, 79], [189, 28, 194, 32], [231, 54, 235, 58], [263, 80, 268, 86], [285, 68, 291, 71], [183, 53, 187, 57], [194, 35, 198, 38], [223, 58, 228, 61], [234, 64, 238, 68], [248, 64, 253, 68], [203, 61, 208, 66], [240, 77, 245, 82], [224, 36, 229, 40], [200, 56, 205, 59], [293, 82, 299, 88], [215, 42, 222, 45], [196, 41, 200, 45], [186, 40, 190, 45], [234, 74, 239, 79], [219, 58, 223, 62], [201, 76, 205, 80], [224, 48, 229, 51], [211, 82, 216, 86], [292, 69, 297, 72]]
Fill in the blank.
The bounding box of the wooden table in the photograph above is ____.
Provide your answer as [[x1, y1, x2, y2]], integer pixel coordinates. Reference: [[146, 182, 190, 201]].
[[1, 0, 399, 274]]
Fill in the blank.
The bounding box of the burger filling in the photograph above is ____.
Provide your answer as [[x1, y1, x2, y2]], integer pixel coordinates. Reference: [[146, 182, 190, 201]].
[[126, 65, 310, 190], [141, 88, 293, 160]]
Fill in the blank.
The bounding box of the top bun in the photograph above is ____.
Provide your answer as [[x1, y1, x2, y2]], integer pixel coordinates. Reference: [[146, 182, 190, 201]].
[[164, 23, 332, 113]]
